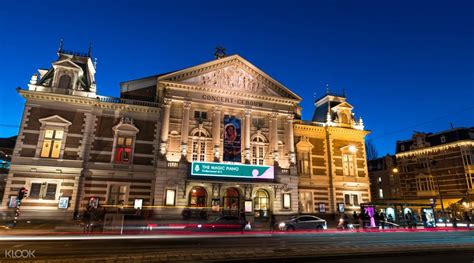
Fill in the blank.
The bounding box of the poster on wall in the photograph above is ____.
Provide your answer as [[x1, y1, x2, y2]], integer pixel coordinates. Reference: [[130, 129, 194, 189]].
[[244, 200, 253, 213], [318, 203, 326, 213], [8, 196, 17, 208], [337, 203, 345, 213], [223, 116, 241, 162], [211, 199, 220, 212], [58, 197, 69, 209], [89, 197, 99, 209]]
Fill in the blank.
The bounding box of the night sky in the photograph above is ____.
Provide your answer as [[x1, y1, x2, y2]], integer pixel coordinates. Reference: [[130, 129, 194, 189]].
[[0, 0, 473, 156]]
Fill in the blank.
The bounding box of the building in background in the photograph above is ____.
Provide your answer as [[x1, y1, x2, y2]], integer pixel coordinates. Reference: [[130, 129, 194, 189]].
[[294, 93, 371, 216], [0, 136, 16, 201], [395, 128, 474, 216], [368, 155, 400, 201]]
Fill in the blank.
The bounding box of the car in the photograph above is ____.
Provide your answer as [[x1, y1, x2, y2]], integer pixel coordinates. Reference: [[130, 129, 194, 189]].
[[277, 215, 327, 231], [193, 216, 249, 232]]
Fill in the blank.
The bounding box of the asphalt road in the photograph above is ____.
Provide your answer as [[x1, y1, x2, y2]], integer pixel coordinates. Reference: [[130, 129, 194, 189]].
[[0, 231, 473, 262]]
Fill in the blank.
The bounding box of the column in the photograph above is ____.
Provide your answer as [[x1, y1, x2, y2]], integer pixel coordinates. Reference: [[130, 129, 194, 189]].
[[160, 98, 172, 156], [270, 112, 279, 164], [286, 114, 296, 164], [244, 109, 251, 163], [181, 101, 191, 158], [212, 106, 222, 161]]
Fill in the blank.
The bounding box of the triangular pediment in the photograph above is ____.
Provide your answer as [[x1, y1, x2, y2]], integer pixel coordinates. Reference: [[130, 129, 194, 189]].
[[159, 55, 301, 101], [332, 101, 353, 110], [52, 59, 83, 71], [39, 115, 72, 126]]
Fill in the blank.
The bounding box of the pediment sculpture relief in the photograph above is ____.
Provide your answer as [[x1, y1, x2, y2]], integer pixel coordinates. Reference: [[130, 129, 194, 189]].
[[182, 65, 272, 95]]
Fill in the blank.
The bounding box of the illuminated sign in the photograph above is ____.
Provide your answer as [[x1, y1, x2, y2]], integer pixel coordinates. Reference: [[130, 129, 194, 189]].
[[191, 162, 274, 179]]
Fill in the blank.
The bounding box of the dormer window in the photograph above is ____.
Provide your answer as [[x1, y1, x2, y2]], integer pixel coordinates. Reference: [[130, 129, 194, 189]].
[[58, 74, 71, 89], [440, 136, 446, 143]]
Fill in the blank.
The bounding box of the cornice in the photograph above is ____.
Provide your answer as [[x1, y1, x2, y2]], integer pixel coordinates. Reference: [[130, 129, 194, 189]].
[[327, 126, 371, 137], [18, 89, 160, 114], [161, 81, 300, 106], [396, 140, 474, 158]]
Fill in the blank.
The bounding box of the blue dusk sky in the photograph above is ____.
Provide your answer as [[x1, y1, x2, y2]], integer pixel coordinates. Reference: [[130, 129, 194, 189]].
[[0, 0, 473, 156]]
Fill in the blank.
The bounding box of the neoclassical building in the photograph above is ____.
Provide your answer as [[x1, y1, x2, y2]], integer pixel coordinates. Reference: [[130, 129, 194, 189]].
[[1, 46, 371, 221]]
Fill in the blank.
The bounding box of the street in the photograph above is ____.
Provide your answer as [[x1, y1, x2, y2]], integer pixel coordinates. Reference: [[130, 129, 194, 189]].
[[0, 230, 473, 262]]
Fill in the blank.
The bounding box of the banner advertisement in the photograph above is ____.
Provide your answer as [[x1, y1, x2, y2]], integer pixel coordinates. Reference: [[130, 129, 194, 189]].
[[223, 116, 241, 162], [191, 161, 274, 179]]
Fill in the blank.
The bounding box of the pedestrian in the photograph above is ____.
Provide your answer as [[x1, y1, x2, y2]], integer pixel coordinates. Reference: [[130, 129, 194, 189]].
[[412, 213, 418, 229], [83, 206, 92, 233], [270, 214, 276, 232], [380, 212, 386, 229], [405, 212, 412, 229], [353, 211, 359, 224], [452, 216, 458, 228], [422, 212, 428, 228], [463, 212, 471, 229]]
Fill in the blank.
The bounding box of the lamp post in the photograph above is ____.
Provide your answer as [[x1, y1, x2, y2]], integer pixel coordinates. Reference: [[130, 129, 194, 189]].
[[431, 160, 447, 227]]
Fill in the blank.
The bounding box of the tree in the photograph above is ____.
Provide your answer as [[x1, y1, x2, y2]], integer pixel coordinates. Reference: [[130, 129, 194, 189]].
[[365, 140, 378, 161]]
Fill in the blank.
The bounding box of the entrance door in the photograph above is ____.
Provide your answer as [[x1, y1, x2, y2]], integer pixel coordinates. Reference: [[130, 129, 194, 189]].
[[223, 188, 240, 216]]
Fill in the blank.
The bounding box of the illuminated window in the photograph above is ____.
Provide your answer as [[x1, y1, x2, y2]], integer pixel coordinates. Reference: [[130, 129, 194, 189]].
[[379, 189, 384, 199], [108, 185, 128, 205], [40, 129, 64, 158], [342, 153, 356, 176], [189, 187, 207, 207], [191, 129, 208, 162], [114, 136, 134, 164], [251, 135, 266, 165], [165, 189, 176, 206], [282, 193, 291, 209], [297, 151, 310, 174], [298, 191, 313, 213], [29, 182, 57, 200], [254, 189, 269, 211]]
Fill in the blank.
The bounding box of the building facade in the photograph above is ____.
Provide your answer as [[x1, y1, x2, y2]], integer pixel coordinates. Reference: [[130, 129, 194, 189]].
[[395, 128, 474, 213], [368, 155, 400, 201], [1, 48, 159, 219], [1, 46, 372, 221], [294, 94, 371, 216]]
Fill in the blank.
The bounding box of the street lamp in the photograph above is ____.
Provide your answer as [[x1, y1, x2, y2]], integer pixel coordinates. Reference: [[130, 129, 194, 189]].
[[431, 160, 447, 227]]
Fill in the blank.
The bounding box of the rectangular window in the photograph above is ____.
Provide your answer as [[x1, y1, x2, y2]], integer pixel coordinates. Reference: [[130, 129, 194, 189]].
[[466, 173, 473, 190], [194, 111, 207, 120], [108, 185, 128, 205], [282, 193, 291, 209], [40, 129, 64, 158], [379, 189, 384, 199], [344, 194, 351, 205], [342, 154, 356, 176], [352, 194, 359, 206], [29, 183, 41, 199], [44, 184, 57, 200], [297, 152, 310, 174], [29, 182, 57, 200], [165, 189, 176, 206], [115, 136, 133, 164], [298, 191, 313, 213], [252, 117, 265, 129]]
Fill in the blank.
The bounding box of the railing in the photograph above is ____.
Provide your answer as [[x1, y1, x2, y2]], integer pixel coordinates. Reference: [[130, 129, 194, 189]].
[[96, 95, 159, 108], [167, 162, 179, 168]]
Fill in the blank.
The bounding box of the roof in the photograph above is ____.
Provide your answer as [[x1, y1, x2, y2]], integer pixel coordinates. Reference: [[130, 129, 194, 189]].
[[396, 127, 474, 153]]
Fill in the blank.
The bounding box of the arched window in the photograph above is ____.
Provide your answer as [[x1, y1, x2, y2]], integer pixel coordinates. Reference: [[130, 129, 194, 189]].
[[189, 186, 207, 207], [58, 74, 71, 89], [254, 189, 270, 218], [251, 134, 267, 165], [191, 129, 209, 162]]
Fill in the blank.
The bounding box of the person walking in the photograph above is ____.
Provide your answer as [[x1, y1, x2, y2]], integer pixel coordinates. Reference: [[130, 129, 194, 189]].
[[421, 212, 428, 228], [463, 212, 471, 229]]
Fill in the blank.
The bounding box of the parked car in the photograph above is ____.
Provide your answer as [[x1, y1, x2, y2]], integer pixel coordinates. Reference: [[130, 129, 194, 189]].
[[192, 215, 249, 232], [278, 215, 327, 231]]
